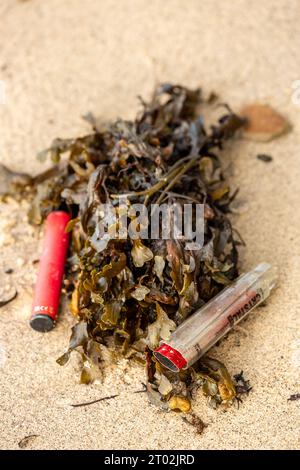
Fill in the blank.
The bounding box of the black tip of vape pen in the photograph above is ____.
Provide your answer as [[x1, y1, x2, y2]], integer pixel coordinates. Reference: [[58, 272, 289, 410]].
[[30, 314, 55, 332]]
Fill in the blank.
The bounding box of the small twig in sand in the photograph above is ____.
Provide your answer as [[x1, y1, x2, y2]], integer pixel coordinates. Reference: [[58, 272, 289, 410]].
[[133, 383, 147, 393], [71, 394, 119, 408]]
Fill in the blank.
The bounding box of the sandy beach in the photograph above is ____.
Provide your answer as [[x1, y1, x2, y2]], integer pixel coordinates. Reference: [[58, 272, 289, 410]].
[[0, 0, 299, 450]]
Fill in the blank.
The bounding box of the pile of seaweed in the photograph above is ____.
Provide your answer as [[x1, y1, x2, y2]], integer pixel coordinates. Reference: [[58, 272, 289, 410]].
[[26, 84, 248, 411]]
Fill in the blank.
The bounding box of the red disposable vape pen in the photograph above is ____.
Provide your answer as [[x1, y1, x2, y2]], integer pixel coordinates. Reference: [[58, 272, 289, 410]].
[[30, 211, 71, 332]]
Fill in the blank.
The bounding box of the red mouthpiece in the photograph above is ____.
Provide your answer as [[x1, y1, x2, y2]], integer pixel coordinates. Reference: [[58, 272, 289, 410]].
[[154, 343, 187, 372]]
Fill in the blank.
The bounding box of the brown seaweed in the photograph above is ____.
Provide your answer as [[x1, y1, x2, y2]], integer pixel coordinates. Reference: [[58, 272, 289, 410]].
[[25, 83, 246, 411]]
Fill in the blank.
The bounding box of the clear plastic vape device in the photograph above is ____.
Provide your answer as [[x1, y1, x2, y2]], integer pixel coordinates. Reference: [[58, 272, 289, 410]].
[[154, 262, 278, 372]]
